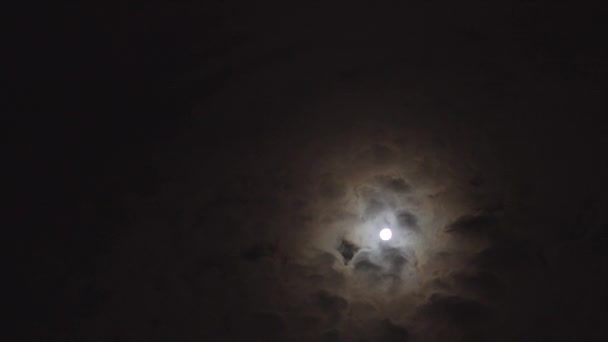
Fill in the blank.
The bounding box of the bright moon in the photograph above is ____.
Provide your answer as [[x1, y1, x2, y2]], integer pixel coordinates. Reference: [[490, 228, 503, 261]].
[[380, 228, 392, 241]]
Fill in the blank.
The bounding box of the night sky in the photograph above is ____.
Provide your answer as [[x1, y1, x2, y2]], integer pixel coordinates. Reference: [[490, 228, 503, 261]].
[[10, 0, 608, 341]]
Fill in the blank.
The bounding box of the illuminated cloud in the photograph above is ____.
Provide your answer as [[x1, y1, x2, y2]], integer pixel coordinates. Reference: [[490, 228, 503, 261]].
[[52, 3, 606, 340]]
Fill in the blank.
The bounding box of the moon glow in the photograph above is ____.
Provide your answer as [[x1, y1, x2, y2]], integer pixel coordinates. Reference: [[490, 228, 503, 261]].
[[379, 228, 392, 241]]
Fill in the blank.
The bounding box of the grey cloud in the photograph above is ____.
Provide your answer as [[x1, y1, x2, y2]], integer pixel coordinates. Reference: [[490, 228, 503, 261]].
[[376, 175, 412, 194], [445, 212, 500, 239], [380, 246, 412, 275], [354, 258, 383, 277], [379, 319, 410, 342], [351, 246, 414, 282], [555, 197, 602, 241], [396, 210, 419, 233], [469, 175, 484, 187], [292, 251, 347, 290], [312, 251, 342, 271], [451, 271, 504, 301], [355, 143, 396, 165], [348, 318, 410, 342], [319, 177, 347, 200], [430, 277, 452, 292], [50, 2, 606, 341], [315, 291, 349, 326], [364, 198, 388, 219], [456, 334, 493, 342], [243, 311, 286, 339], [316, 291, 348, 314], [371, 144, 395, 164], [368, 319, 410, 342], [291, 314, 323, 334], [417, 294, 491, 326], [336, 238, 359, 264], [351, 262, 388, 284], [240, 242, 277, 262], [318, 329, 342, 341], [474, 241, 543, 273]]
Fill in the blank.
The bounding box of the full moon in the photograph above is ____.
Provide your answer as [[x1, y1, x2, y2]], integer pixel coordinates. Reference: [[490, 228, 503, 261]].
[[379, 228, 392, 241]]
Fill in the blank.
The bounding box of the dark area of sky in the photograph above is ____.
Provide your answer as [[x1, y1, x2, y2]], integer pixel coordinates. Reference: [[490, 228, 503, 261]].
[[8, 0, 607, 341]]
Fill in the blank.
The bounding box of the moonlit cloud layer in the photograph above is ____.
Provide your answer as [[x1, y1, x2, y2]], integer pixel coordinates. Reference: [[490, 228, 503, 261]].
[[85, 57, 606, 340], [56, 2, 608, 341]]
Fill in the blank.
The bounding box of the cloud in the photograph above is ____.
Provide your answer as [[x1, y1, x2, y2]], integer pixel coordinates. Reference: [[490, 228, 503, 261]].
[[64, 30, 607, 341], [353, 252, 383, 277], [363, 198, 388, 220], [319, 176, 347, 200], [445, 212, 500, 240], [240, 242, 277, 261], [473, 241, 542, 273], [349, 244, 416, 286], [417, 293, 491, 326], [336, 238, 359, 264], [356, 143, 396, 165], [315, 291, 348, 317], [246, 311, 286, 337], [396, 209, 419, 233], [381, 320, 410, 341], [450, 271, 504, 301], [380, 246, 412, 275], [318, 329, 342, 341], [369, 319, 410, 341], [376, 175, 412, 194]]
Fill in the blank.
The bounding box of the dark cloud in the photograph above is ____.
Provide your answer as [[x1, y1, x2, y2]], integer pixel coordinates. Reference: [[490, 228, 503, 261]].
[[377, 176, 412, 194], [372, 144, 395, 163], [445, 213, 500, 239], [240, 242, 277, 262], [417, 294, 491, 326], [555, 197, 602, 241], [315, 291, 349, 327], [450, 271, 504, 301], [457, 334, 492, 342], [318, 329, 342, 342], [474, 241, 543, 273], [381, 320, 410, 341], [353, 257, 383, 277], [357, 144, 396, 165], [319, 177, 347, 200], [369, 319, 410, 342], [380, 246, 412, 275], [242, 311, 286, 339], [316, 291, 348, 314], [336, 238, 359, 264], [363, 198, 387, 219], [23, 1, 606, 340], [349, 246, 415, 284], [396, 210, 419, 232]]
